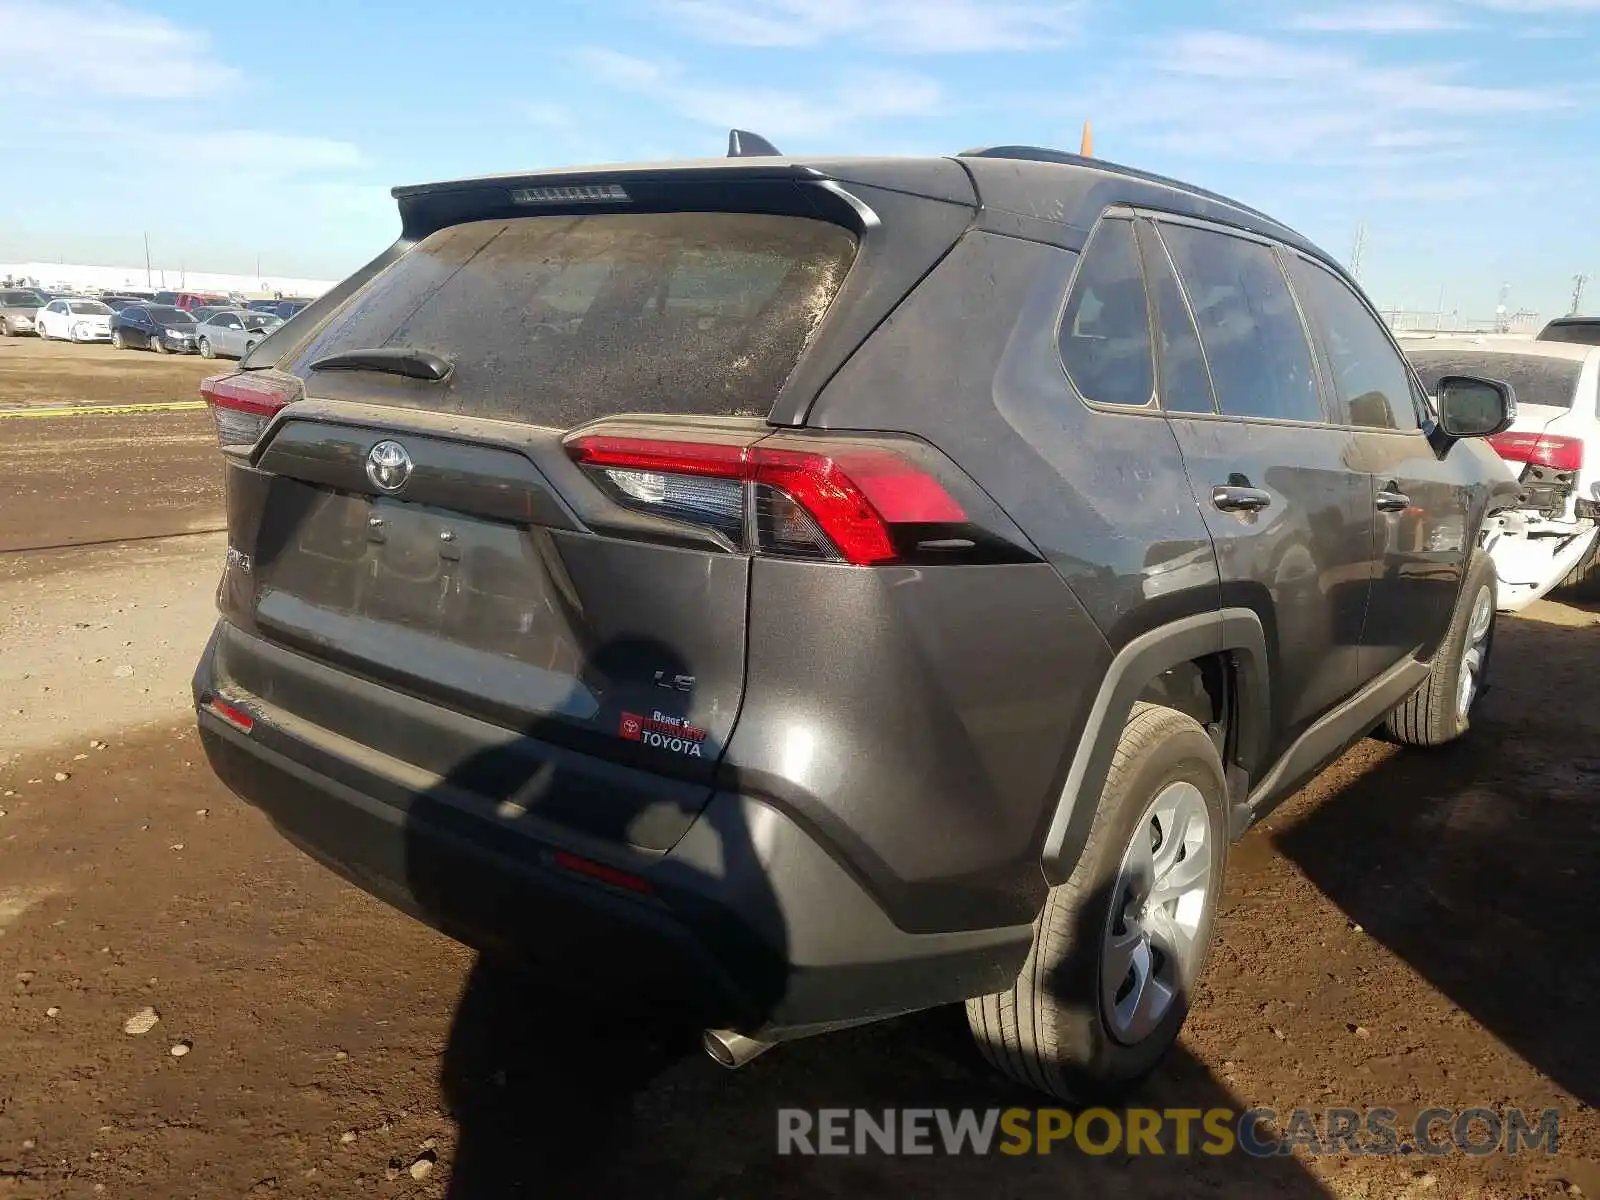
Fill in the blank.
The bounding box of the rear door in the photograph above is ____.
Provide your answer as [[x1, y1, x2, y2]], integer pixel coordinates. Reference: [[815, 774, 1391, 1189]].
[[1142, 216, 1375, 761], [214, 208, 864, 795], [1283, 254, 1470, 677]]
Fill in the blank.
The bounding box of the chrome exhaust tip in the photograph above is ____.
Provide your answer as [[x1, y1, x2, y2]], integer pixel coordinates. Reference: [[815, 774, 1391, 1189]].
[[702, 1028, 773, 1069]]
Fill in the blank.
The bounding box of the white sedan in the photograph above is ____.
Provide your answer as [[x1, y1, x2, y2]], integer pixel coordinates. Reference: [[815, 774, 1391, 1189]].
[[37, 298, 115, 343], [1403, 335, 1600, 609]]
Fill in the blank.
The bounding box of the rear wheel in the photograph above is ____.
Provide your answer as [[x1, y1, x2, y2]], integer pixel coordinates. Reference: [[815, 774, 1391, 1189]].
[[1384, 550, 1496, 747], [966, 702, 1228, 1101], [1555, 532, 1600, 603]]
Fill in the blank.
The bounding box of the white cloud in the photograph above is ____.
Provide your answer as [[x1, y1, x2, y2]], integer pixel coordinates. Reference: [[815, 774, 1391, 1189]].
[[524, 103, 574, 128], [0, 0, 238, 98], [577, 48, 943, 141], [1093, 29, 1573, 169], [1288, 5, 1469, 32], [651, 0, 1082, 52]]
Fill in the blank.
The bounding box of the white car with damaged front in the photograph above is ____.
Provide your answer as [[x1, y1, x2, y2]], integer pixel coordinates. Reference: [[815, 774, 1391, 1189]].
[[1403, 335, 1600, 610]]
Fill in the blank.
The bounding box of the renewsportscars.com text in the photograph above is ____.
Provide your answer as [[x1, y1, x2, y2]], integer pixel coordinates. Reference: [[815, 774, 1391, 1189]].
[[776, 1106, 1561, 1157]]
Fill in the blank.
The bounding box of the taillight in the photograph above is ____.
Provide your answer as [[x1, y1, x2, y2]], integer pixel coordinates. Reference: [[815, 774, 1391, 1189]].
[[199, 371, 301, 449], [1487, 431, 1584, 473], [566, 433, 967, 566]]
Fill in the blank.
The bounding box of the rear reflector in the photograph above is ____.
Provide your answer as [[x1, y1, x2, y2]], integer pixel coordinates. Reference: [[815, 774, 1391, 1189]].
[[202, 695, 255, 733], [1486, 432, 1584, 473], [567, 434, 967, 565], [200, 372, 302, 449], [552, 850, 653, 894]]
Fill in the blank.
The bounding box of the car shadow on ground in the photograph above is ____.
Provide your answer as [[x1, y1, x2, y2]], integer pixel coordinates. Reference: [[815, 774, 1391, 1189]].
[[403, 596, 1591, 1196], [398, 619, 1331, 1199], [1272, 604, 1600, 1112]]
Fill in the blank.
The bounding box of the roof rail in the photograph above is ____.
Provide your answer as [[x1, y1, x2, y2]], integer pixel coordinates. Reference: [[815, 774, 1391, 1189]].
[[728, 129, 782, 158], [957, 144, 1284, 228]]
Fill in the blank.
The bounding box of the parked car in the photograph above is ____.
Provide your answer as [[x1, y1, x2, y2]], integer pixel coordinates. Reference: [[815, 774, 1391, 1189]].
[[110, 304, 199, 353], [190, 304, 244, 325], [154, 290, 230, 313], [1402, 335, 1599, 605], [0, 288, 45, 335], [246, 297, 313, 320], [196, 309, 282, 360], [1536, 317, 1600, 347], [101, 295, 151, 312], [192, 139, 1521, 1101], [36, 297, 114, 342]]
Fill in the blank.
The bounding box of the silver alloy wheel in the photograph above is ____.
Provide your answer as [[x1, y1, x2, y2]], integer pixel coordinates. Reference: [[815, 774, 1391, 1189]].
[[1457, 584, 1494, 721], [1101, 780, 1214, 1046]]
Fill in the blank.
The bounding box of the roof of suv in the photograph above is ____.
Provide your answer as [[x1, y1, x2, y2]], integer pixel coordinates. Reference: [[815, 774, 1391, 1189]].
[[388, 144, 1335, 275]]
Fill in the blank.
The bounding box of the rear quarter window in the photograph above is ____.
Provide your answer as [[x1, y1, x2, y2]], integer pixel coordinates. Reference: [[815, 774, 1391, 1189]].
[[280, 212, 858, 427]]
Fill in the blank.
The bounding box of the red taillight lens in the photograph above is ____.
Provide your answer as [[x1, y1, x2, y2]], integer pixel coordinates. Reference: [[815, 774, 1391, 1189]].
[[552, 850, 653, 894], [200, 371, 301, 449], [566, 434, 967, 566], [202, 694, 254, 733], [1486, 431, 1584, 473]]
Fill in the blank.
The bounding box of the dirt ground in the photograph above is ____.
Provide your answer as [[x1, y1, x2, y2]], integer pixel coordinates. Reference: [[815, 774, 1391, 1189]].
[[0, 349, 1597, 1197], [0, 340, 223, 552], [0, 337, 215, 412]]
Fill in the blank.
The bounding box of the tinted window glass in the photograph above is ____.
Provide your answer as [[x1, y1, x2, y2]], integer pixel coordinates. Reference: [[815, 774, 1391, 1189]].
[[1287, 257, 1416, 430], [1137, 220, 1215, 414], [1159, 224, 1323, 423], [1537, 321, 1600, 347], [1406, 350, 1582, 411], [282, 212, 858, 426], [1057, 219, 1154, 408], [216, 313, 242, 328]]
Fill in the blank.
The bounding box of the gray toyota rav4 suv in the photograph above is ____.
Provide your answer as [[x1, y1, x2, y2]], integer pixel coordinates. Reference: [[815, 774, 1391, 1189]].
[[192, 139, 1519, 1099]]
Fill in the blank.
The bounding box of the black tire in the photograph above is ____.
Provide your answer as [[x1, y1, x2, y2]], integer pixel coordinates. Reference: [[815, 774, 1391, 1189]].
[[1554, 533, 1600, 603], [1384, 550, 1497, 747], [966, 702, 1229, 1101]]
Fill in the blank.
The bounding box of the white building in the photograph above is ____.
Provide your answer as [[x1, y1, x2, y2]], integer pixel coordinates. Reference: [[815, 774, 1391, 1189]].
[[0, 261, 338, 300]]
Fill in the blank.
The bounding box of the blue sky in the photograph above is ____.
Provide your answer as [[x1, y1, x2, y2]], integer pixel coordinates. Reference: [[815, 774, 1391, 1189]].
[[3, 0, 1597, 317]]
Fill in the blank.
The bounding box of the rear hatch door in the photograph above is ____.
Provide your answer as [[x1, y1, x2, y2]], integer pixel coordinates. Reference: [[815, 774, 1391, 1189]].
[[209, 172, 977, 846]]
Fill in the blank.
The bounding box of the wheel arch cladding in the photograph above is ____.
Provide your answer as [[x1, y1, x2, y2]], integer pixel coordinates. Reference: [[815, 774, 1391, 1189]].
[[1039, 609, 1269, 887]]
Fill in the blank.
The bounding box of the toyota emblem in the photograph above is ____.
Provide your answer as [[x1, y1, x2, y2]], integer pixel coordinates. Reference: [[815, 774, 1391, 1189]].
[[366, 440, 413, 493]]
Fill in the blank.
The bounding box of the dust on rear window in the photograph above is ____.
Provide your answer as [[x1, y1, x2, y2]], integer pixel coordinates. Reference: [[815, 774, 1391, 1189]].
[[1404, 350, 1583, 411], [283, 212, 857, 426]]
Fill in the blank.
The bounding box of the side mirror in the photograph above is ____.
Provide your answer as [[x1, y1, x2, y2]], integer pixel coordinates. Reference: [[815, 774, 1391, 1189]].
[[1436, 375, 1516, 439]]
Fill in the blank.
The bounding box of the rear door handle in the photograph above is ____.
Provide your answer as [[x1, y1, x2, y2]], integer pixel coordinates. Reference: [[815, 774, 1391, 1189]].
[[1211, 485, 1273, 513], [1376, 490, 1411, 513]]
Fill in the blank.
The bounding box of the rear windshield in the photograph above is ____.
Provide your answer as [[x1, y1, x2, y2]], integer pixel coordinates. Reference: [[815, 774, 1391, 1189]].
[[1405, 350, 1582, 411], [281, 212, 858, 426], [68, 300, 112, 315], [2, 291, 41, 306], [1538, 321, 1600, 347], [148, 306, 193, 324]]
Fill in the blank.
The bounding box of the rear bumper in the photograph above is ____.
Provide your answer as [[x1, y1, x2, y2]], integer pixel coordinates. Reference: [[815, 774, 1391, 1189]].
[[193, 621, 1030, 1039]]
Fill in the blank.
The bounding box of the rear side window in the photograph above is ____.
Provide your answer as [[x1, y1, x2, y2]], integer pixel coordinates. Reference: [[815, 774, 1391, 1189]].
[[1057, 218, 1154, 408], [1136, 220, 1216, 414], [282, 212, 857, 427], [1158, 223, 1323, 423], [1287, 256, 1418, 431]]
